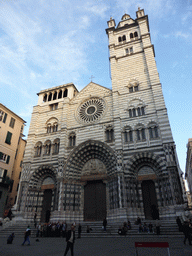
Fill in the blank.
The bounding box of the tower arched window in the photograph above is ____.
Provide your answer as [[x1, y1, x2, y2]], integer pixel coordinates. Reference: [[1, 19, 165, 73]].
[[34, 142, 42, 157], [53, 123, 58, 132], [47, 124, 52, 133], [58, 90, 62, 99], [122, 35, 126, 41], [130, 33, 133, 39], [63, 89, 68, 98], [53, 91, 57, 100], [148, 123, 159, 139], [69, 133, 76, 147], [48, 93, 52, 101], [129, 107, 145, 118], [43, 94, 47, 102], [44, 141, 51, 155], [118, 37, 122, 42], [106, 126, 114, 142], [123, 127, 133, 143], [53, 139, 60, 154], [134, 31, 138, 37], [136, 126, 146, 141]]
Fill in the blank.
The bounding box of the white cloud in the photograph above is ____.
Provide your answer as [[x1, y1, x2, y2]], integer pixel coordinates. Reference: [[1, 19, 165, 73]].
[[175, 31, 190, 39]]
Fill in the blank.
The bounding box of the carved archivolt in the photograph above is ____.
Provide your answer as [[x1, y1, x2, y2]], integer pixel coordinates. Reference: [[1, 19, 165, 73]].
[[65, 140, 117, 179]]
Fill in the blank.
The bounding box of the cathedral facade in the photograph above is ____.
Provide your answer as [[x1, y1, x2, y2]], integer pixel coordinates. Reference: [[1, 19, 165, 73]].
[[16, 8, 185, 222]]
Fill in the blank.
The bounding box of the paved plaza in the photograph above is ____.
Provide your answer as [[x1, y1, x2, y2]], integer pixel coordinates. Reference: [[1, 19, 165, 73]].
[[0, 236, 191, 256]]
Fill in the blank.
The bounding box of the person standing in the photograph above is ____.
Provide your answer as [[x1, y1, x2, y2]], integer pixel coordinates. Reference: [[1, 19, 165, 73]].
[[34, 213, 37, 228], [183, 221, 192, 245], [103, 218, 107, 232], [78, 223, 82, 238], [155, 219, 161, 235], [64, 224, 75, 256], [22, 226, 31, 245]]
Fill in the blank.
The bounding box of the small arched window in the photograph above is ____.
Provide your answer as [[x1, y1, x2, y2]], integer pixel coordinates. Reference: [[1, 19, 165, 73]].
[[148, 123, 159, 139], [63, 89, 68, 98], [118, 37, 122, 42], [48, 93, 52, 101], [136, 127, 146, 141], [130, 33, 133, 39], [134, 31, 138, 37], [106, 126, 114, 142], [123, 127, 133, 143], [47, 124, 52, 133], [122, 35, 126, 41], [58, 90, 62, 99], [53, 139, 60, 154], [43, 94, 47, 102], [53, 124, 58, 132], [69, 133, 76, 147], [34, 142, 42, 157], [44, 141, 51, 155], [53, 91, 57, 100]]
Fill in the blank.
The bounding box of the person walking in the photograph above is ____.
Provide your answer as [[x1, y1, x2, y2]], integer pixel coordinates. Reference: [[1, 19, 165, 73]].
[[64, 224, 75, 256], [78, 223, 82, 238], [22, 226, 31, 246]]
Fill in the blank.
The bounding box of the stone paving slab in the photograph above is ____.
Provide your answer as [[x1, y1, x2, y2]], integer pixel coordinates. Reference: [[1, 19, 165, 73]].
[[0, 236, 191, 256]]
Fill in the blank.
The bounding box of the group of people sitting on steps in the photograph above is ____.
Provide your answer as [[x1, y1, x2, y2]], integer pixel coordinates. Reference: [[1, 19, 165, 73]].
[[118, 217, 161, 236], [118, 221, 131, 235]]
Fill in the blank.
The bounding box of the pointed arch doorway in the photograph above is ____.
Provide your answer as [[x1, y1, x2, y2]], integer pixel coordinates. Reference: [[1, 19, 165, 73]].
[[141, 180, 158, 220], [40, 177, 55, 223], [84, 180, 106, 221]]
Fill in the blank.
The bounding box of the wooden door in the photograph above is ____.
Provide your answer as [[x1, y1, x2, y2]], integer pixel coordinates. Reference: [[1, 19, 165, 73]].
[[41, 189, 52, 223], [141, 180, 158, 220], [84, 180, 106, 221]]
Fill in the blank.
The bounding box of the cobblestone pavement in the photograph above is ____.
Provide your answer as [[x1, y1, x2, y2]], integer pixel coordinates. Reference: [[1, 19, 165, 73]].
[[0, 236, 191, 256]]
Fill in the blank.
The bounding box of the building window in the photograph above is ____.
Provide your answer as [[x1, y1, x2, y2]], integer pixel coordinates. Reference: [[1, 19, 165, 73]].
[[35, 143, 42, 157], [129, 107, 145, 118], [149, 126, 159, 139], [53, 124, 58, 132], [50, 103, 58, 111], [124, 129, 133, 143], [5, 131, 12, 145], [44, 142, 51, 155], [9, 117, 15, 128], [125, 47, 134, 55], [106, 126, 114, 142], [19, 172, 21, 179], [136, 128, 146, 141], [48, 93, 52, 101], [0, 152, 10, 164], [53, 139, 60, 154], [69, 133, 76, 147], [0, 110, 7, 123], [16, 184, 19, 191], [53, 91, 57, 100], [63, 89, 68, 98], [14, 196, 17, 204], [130, 31, 138, 39]]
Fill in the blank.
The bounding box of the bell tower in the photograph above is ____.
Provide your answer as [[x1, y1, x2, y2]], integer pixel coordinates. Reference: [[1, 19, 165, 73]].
[[106, 8, 160, 93]]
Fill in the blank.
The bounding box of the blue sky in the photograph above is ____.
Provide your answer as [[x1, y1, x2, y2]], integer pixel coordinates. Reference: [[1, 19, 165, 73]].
[[0, 0, 192, 174]]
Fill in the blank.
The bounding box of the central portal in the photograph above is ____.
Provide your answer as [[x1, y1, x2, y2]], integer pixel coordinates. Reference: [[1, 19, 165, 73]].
[[84, 180, 106, 221]]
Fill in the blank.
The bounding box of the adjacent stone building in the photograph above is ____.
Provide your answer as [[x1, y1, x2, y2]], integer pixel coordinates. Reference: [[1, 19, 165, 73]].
[[0, 103, 26, 217], [16, 8, 185, 223], [185, 139, 192, 207]]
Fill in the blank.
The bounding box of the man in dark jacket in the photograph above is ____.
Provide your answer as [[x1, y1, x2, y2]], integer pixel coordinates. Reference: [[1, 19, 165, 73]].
[[64, 224, 75, 256], [22, 226, 31, 245], [183, 221, 192, 245]]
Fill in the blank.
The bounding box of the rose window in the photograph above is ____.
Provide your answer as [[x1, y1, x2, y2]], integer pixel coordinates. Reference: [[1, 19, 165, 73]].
[[77, 98, 105, 123]]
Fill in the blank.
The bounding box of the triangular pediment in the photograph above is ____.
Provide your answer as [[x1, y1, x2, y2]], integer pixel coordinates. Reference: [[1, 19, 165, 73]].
[[70, 82, 112, 103]]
